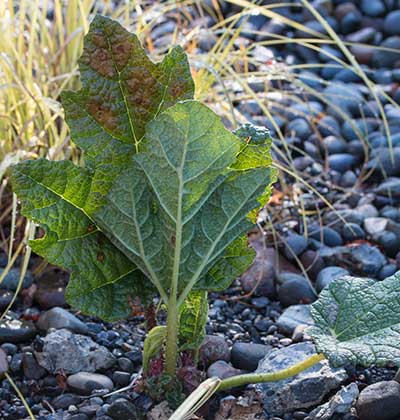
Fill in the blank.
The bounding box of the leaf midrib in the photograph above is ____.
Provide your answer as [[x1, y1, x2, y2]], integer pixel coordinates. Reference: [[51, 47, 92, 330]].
[[104, 31, 139, 152]]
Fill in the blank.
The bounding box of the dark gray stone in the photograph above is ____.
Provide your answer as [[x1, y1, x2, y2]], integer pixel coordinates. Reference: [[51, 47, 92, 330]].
[[67, 415, 89, 420], [277, 275, 317, 307], [357, 204, 379, 219], [310, 226, 343, 247], [0, 290, 13, 311], [277, 305, 314, 335], [366, 147, 400, 177], [112, 371, 131, 387], [231, 342, 272, 371], [1, 343, 17, 355], [350, 244, 386, 277], [67, 372, 113, 395], [240, 247, 276, 298], [373, 37, 400, 68], [316, 267, 350, 293], [107, 398, 142, 420], [356, 381, 400, 420], [117, 357, 134, 373], [300, 250, 325, 281], [323, 136, 347, 155], [52, 394, 81, 410], [375, 178, 400, 198], [199, 335, 230, 368], [324, 82, 363, 116], [10, 353, 22, 373], [0, 348, 8, 376], [0, 315, 36, 344], [37, 307, 88, 334], [378, 264, 398, 280], [384, 11, 400, 35], [375, 231, 400, 258], [23, 352, 46, 379], [308, 383, 359, 419], [255, 342, 347, 415], [0, 268, 33, 291], [287, 118, 312, 141], [361, 0, 385, 17], [284, 233, 308, 260], [328, 154, 355, 173], [207, 360, 242, 379], [342, 223, 365, 242]]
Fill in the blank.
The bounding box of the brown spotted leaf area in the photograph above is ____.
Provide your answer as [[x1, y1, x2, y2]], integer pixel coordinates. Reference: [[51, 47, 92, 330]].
[[62, 14, 194, 211], [11, 15, 194, 321]]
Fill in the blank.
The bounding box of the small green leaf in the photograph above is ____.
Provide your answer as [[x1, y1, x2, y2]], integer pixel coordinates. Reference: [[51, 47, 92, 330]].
[[179, 291, 208, 351], [307, 273, 400, 367], [143, 326, 166, 373]]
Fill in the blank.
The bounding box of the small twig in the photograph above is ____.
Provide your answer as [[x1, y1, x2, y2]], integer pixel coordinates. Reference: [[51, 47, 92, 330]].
[[42, 400, 55, 415], [102, 369, 143, 398]]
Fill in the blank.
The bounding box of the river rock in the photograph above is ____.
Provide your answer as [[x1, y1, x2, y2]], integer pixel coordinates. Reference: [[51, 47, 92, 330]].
[[240, 247, 276, 298], [23, 352, 46, 379], [207, 360, 242, 379], [35, 329, 115, 374], [0, 290, 13, 311], [107, 398, 142, 420], [34, 273, 67, 308], [384, 11, 400, 36], [0, 268, 33, 291], [37, 307, 88, 334], [255, 342, 347, 415], [308, 383, 359, 419], [0, 348, 8, 376], [350, 244, 386, 277], [277, 305, 314, 335], [0, 314, 36, 344], [372, 37, 400, 68], [316, 266, 350, 293], [356, 380, 400, 420], [199, 335, 230, 368], [67, 372, 113, 395], [231, 342, 272, 371], [284, 232, 308, 260], [277, 275, 317, 307]]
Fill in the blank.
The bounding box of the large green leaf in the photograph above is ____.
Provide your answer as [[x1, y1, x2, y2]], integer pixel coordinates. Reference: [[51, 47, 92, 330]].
[[62, 14, 194, 211], [11, 16, 275, 324], [95, 100, 276, 303], [307, 273, 400, 367], [11, 15, 194, 320]]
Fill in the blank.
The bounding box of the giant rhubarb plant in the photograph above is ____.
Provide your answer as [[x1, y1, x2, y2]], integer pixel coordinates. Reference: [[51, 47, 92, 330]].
[[10, 16, 400, 414], [10, 15, 276, 381]]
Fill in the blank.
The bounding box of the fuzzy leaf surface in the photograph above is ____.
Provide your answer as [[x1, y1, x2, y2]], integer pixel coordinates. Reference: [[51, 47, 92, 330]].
[[307, 274, 400, 367], [95, 101, 276, 300]]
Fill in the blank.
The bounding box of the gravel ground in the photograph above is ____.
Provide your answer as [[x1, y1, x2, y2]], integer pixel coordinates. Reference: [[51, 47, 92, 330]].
[[2, 0, 400, 419]]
